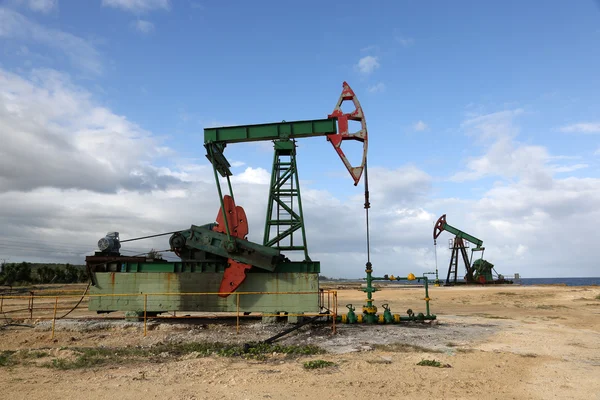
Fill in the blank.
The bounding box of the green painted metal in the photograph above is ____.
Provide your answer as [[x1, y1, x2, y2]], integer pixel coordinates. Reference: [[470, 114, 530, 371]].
[[263, 140, 310, 261], [205, 143, 232, 178], [89, 271, 320, 314], [442, 222, 484, 249], [361, 262, 378, 323], [175, 224, 283, 271], [204, 118, 337, 146], [96, 259, 320, 274], [472, 258, 495, 283], [341, 271, 436, 324]]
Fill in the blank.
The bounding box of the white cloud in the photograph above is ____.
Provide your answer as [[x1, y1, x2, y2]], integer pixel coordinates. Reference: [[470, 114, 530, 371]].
[[5, 0, 57, 13], [0, 8, 102, 75], [450, 109, 588, 185], [27, 0, 57, 12], [413, 120, 428, 131], [132, 19, 155, 34], [367, 82, 385, 93], [461, 109, 524, 141], [0, 67, 177, 193], [356, 55, 379, 74], [549, 163, 588, 173], [559, 122, 600, 134], [396, 36, 414, 47], [360, 45, 378, 52], [102, 0, 171, 13]]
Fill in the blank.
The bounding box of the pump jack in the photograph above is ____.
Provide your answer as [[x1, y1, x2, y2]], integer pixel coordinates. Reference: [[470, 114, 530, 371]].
[[433, 214, 512, 286]]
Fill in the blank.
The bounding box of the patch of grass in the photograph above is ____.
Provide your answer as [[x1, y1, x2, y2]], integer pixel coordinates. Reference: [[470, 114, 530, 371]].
[[416, 359, 451, 368], [520, 353, 538, 358], [303, 360, 337, 370], [0, 351, 16, 367], [42, 341, 325, 370], [536, 305, 568, 310], [454, 348, 476, 353], [497, 292, 517, 296], [595, 294, 600, 300], [474, 313, 512, 319], [22, 351, 49, 359], [445, 342, 474, 353], [373, 343, 442, 353], [366, 358, 392, 365], [46, 355, 105, 370]]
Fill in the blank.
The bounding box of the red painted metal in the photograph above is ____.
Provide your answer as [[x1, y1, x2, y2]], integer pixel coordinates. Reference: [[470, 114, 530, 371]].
[[433, 214, 447, 244], [213, 195, 249, 239], [218, 259, 252, 296], [327, 81, 368, 186], [212, 195, 252, 297]]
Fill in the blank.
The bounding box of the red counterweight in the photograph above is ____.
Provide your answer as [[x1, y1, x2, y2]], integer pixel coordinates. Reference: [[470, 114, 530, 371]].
[[212, 195, 252, 297]]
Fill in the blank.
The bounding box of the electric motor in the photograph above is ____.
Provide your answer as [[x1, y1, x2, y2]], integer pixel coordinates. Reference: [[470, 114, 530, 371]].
[[98, 232, 121, 254]]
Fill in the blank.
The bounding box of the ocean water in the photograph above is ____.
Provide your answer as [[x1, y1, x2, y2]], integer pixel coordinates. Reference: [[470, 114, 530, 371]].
[[518, 277, 600, 286]]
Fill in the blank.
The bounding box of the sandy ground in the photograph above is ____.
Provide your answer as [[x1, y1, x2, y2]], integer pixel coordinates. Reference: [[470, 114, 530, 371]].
[[1, 283, 599, 400]]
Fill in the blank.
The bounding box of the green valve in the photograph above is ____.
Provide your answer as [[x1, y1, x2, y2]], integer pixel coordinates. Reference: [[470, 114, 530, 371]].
[[382, 304, 393, 324], [345, 304, 358, 324]]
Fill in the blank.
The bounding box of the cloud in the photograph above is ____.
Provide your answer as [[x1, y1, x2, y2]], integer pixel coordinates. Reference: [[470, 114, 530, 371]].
[[0, 8, 102, 75], [360, 45, 378, 52], [0, 67, 179, 193], [367, 82, 385, 93], [356, 55, 380, 74], [559, 122, 600, 134], [4, 0, 57, 13], [413, 120, 428, 131], [396, 36, 414, 47], [461, 109, 524, 141], [102, 0, 171, 13], [132, 19, 155, 34], [549, 163, 589, 173], [10, 0, 58, 13]]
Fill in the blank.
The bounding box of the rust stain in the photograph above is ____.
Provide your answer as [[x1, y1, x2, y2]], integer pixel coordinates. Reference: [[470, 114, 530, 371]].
[[110, 272, 115, 286], [166, 272, 173, 292]]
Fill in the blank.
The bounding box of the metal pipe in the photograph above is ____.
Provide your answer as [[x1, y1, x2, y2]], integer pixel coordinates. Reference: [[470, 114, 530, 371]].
[[143, 294, 148, 337], [51, 297, 58, 339], [226, 174, 235, 203], [209, 146, 232, 240], [236, 292, 240, 334]]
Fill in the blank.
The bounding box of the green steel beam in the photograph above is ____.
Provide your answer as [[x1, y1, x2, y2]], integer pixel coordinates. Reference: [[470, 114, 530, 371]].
[[443, 223, 483, 248], [204, 118, 337, 145], [177, 225, 283, 272]]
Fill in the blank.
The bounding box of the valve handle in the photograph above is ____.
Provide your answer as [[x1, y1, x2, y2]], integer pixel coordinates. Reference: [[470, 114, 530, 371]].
[[346, 304, 355, 311], [327, 82, 368, 186], [382, 303, 389, 310]]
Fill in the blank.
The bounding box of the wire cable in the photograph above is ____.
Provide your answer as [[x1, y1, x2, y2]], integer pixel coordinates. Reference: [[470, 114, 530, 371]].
[[119, 231, 182, 243]]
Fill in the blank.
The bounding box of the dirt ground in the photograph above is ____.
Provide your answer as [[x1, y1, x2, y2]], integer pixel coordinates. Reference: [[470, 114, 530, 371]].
[[1, 283, 599, 400]]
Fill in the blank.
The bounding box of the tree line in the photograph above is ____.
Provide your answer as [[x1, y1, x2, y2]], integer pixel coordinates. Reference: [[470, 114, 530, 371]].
[[0, 262, 89, 286]]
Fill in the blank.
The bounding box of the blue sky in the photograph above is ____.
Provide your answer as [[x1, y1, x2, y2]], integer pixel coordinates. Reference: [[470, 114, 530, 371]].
[[1, 0, 600, 278]]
